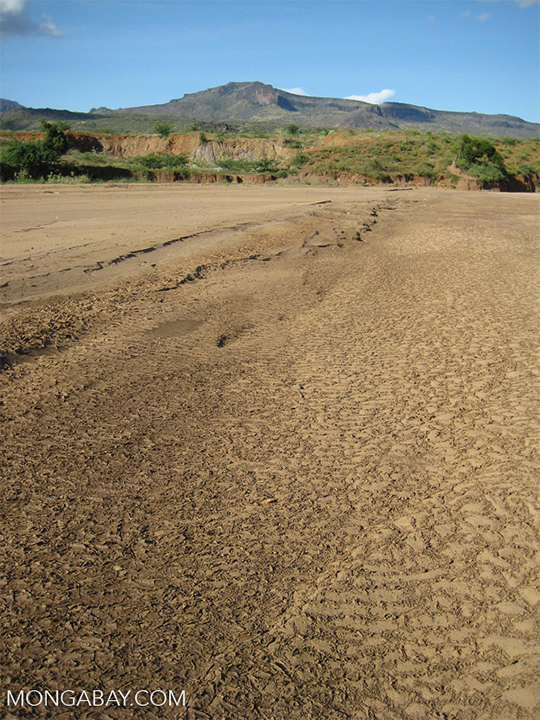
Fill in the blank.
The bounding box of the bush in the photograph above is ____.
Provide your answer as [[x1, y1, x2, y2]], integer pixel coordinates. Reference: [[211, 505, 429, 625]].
[[518, 160, 540, 176], [456, 134, 504, 170], [361, 158, 391, 181], [466, 163, 506, 186], [215, 156, 285, 176], [2, 139, 61, 178], [455, 134, 507, 187], [283, 137, 302, 148], [40, 119, 70, 155], [290, 151, 309, 168], [285, 124, 300, 136], [254, 157, 280, 173], [134, 152, 188, 170], [416, 161, 436, 181], [1, 120, 70, 178]]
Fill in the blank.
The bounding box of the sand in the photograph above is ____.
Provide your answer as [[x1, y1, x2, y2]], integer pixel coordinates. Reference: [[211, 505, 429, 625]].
[[1, 184, 539, 719]]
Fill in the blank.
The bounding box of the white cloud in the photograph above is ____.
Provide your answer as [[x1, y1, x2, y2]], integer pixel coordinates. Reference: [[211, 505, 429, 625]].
[[281, 87, 308, 96], [0, 0, 62, 37], [39, 13, 62, 37], [0, 0, 24, 12], [477, 12, 491, 19], [345, 89, 396, 104]]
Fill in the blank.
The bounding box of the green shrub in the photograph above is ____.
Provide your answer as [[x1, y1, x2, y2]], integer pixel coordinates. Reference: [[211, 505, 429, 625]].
[[254, 157, 278, 173], [40, 119, 70, 155], [290, 151, 309, 168], [283, 137, 303, 148], [455, 134, 507, 187], [216, 156, 282, 175], [2, 139, 59, 177], [134, 152, 188, 170], [416, 161, 436, 181], [518, 160, 540, 176], [456, 134, 504, 170], [466, 163, 506, 186], [1, 121, 70, 178], [285, 124, 300, 136], [250, 128, 269, 139], [361, 158, 391, 181]]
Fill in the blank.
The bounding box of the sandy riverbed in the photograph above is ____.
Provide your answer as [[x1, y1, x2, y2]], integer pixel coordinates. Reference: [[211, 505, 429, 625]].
[[1, 185, 539, 719]]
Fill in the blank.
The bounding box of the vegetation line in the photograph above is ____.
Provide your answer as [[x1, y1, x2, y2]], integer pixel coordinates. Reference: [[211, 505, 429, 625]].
[[1, 122, 538, 191]]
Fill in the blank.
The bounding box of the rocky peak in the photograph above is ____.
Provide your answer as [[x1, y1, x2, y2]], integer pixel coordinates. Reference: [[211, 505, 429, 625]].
[[237, 82, 279, 106]]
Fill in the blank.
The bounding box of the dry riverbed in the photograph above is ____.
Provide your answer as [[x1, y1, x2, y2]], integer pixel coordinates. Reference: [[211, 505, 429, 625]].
[[1, 184, 539, 719]]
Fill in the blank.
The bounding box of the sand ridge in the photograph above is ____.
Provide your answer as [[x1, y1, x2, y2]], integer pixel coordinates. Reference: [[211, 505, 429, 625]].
[[0, 186, 539, 719]]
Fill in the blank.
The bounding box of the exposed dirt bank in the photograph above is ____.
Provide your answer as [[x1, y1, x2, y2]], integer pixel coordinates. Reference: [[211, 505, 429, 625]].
[[3, 132, 538, 190], [4, 132, 292, 162], [1, 187, 539, 719]]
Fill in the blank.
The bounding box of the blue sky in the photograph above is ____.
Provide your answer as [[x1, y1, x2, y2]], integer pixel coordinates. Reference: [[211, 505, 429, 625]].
[[0, 0, 539, 122]]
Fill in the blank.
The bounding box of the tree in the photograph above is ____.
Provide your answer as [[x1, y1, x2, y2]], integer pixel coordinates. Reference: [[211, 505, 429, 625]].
[[456, 135, 504, 170], [154, 122, 173, 138], [285, 124, 300, 136], [455, 134, 507, 187], [40, 119, 70, 156]]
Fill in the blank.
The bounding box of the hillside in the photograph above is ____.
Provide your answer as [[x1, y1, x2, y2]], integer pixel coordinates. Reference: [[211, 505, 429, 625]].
[[1, 126, 538, 190], [1, 82, 539, 137]]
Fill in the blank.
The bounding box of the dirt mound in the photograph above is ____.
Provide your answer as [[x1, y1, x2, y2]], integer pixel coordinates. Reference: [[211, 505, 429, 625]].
[[447, 159, 483, 191]]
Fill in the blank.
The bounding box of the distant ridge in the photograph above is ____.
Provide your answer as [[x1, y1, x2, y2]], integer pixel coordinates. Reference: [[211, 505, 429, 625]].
[[2, 82, 539, 138], [118, 82, 396, 131], [0, 99, 25, 112]]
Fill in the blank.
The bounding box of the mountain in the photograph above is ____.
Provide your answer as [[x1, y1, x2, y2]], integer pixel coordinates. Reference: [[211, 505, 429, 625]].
[[1, 83, 539, 137], [0, 99, 25, 112], [0, 105, 181, 134], [380, 102, 539, 136], [113, 82, 540, 137], [117, 82, 397, 130]]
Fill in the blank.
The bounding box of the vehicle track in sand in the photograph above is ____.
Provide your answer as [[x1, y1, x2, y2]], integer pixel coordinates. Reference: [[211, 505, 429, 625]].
[[0, 188, 539, 719]]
